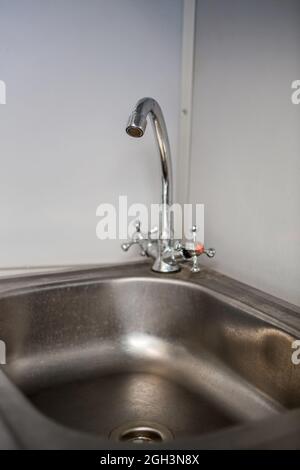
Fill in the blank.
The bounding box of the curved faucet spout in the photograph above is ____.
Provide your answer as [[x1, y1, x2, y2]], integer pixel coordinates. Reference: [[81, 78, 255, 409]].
[[124, 98, 216, 274], [126, 97, 173, 242]]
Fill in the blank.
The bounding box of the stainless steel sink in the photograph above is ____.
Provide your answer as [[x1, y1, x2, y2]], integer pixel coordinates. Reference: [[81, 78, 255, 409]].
[[0, 261, 300, 449]]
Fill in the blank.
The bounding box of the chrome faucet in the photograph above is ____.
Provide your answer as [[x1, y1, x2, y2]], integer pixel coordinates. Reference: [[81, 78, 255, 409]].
[[122, 97, 215, 273]]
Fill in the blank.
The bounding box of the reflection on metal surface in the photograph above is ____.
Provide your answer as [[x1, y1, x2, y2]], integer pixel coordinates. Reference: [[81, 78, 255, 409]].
[[0, 340, 6, 365], [0, 262, 299, 447]]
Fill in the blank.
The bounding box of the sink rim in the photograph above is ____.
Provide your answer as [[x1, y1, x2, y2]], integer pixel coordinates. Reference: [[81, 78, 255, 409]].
[[0, 260, 299, 337]]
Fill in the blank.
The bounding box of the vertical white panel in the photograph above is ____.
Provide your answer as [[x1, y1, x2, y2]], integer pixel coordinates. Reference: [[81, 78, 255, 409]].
[[190, 0, 300, 305], [176, 0, 196, 205]]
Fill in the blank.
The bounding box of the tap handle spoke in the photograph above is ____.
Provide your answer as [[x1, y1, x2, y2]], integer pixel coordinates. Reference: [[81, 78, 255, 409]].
[[148, 226, 158, 240], [135, 220, 141, 233], [121, 220, 156, 258], [174, 224, 215, 273], [204, 248, 216, 258]]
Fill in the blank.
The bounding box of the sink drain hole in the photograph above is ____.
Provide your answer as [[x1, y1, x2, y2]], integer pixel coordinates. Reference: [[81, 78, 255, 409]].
[[120, 428, 163, 444], [110, 421, 173, 444]]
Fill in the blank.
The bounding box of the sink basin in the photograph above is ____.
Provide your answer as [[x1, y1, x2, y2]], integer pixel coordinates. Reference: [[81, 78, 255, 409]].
[[0, 261, 300, 448]]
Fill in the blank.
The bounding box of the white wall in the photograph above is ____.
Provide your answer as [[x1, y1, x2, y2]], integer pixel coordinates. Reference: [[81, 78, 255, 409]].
[[0, 0, 182, 269], [1, 0, 299, 308], [190, 0, 300, 305]]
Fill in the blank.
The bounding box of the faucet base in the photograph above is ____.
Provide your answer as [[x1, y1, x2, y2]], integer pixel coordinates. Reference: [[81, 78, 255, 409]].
[[151, 258, 181, 274]]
